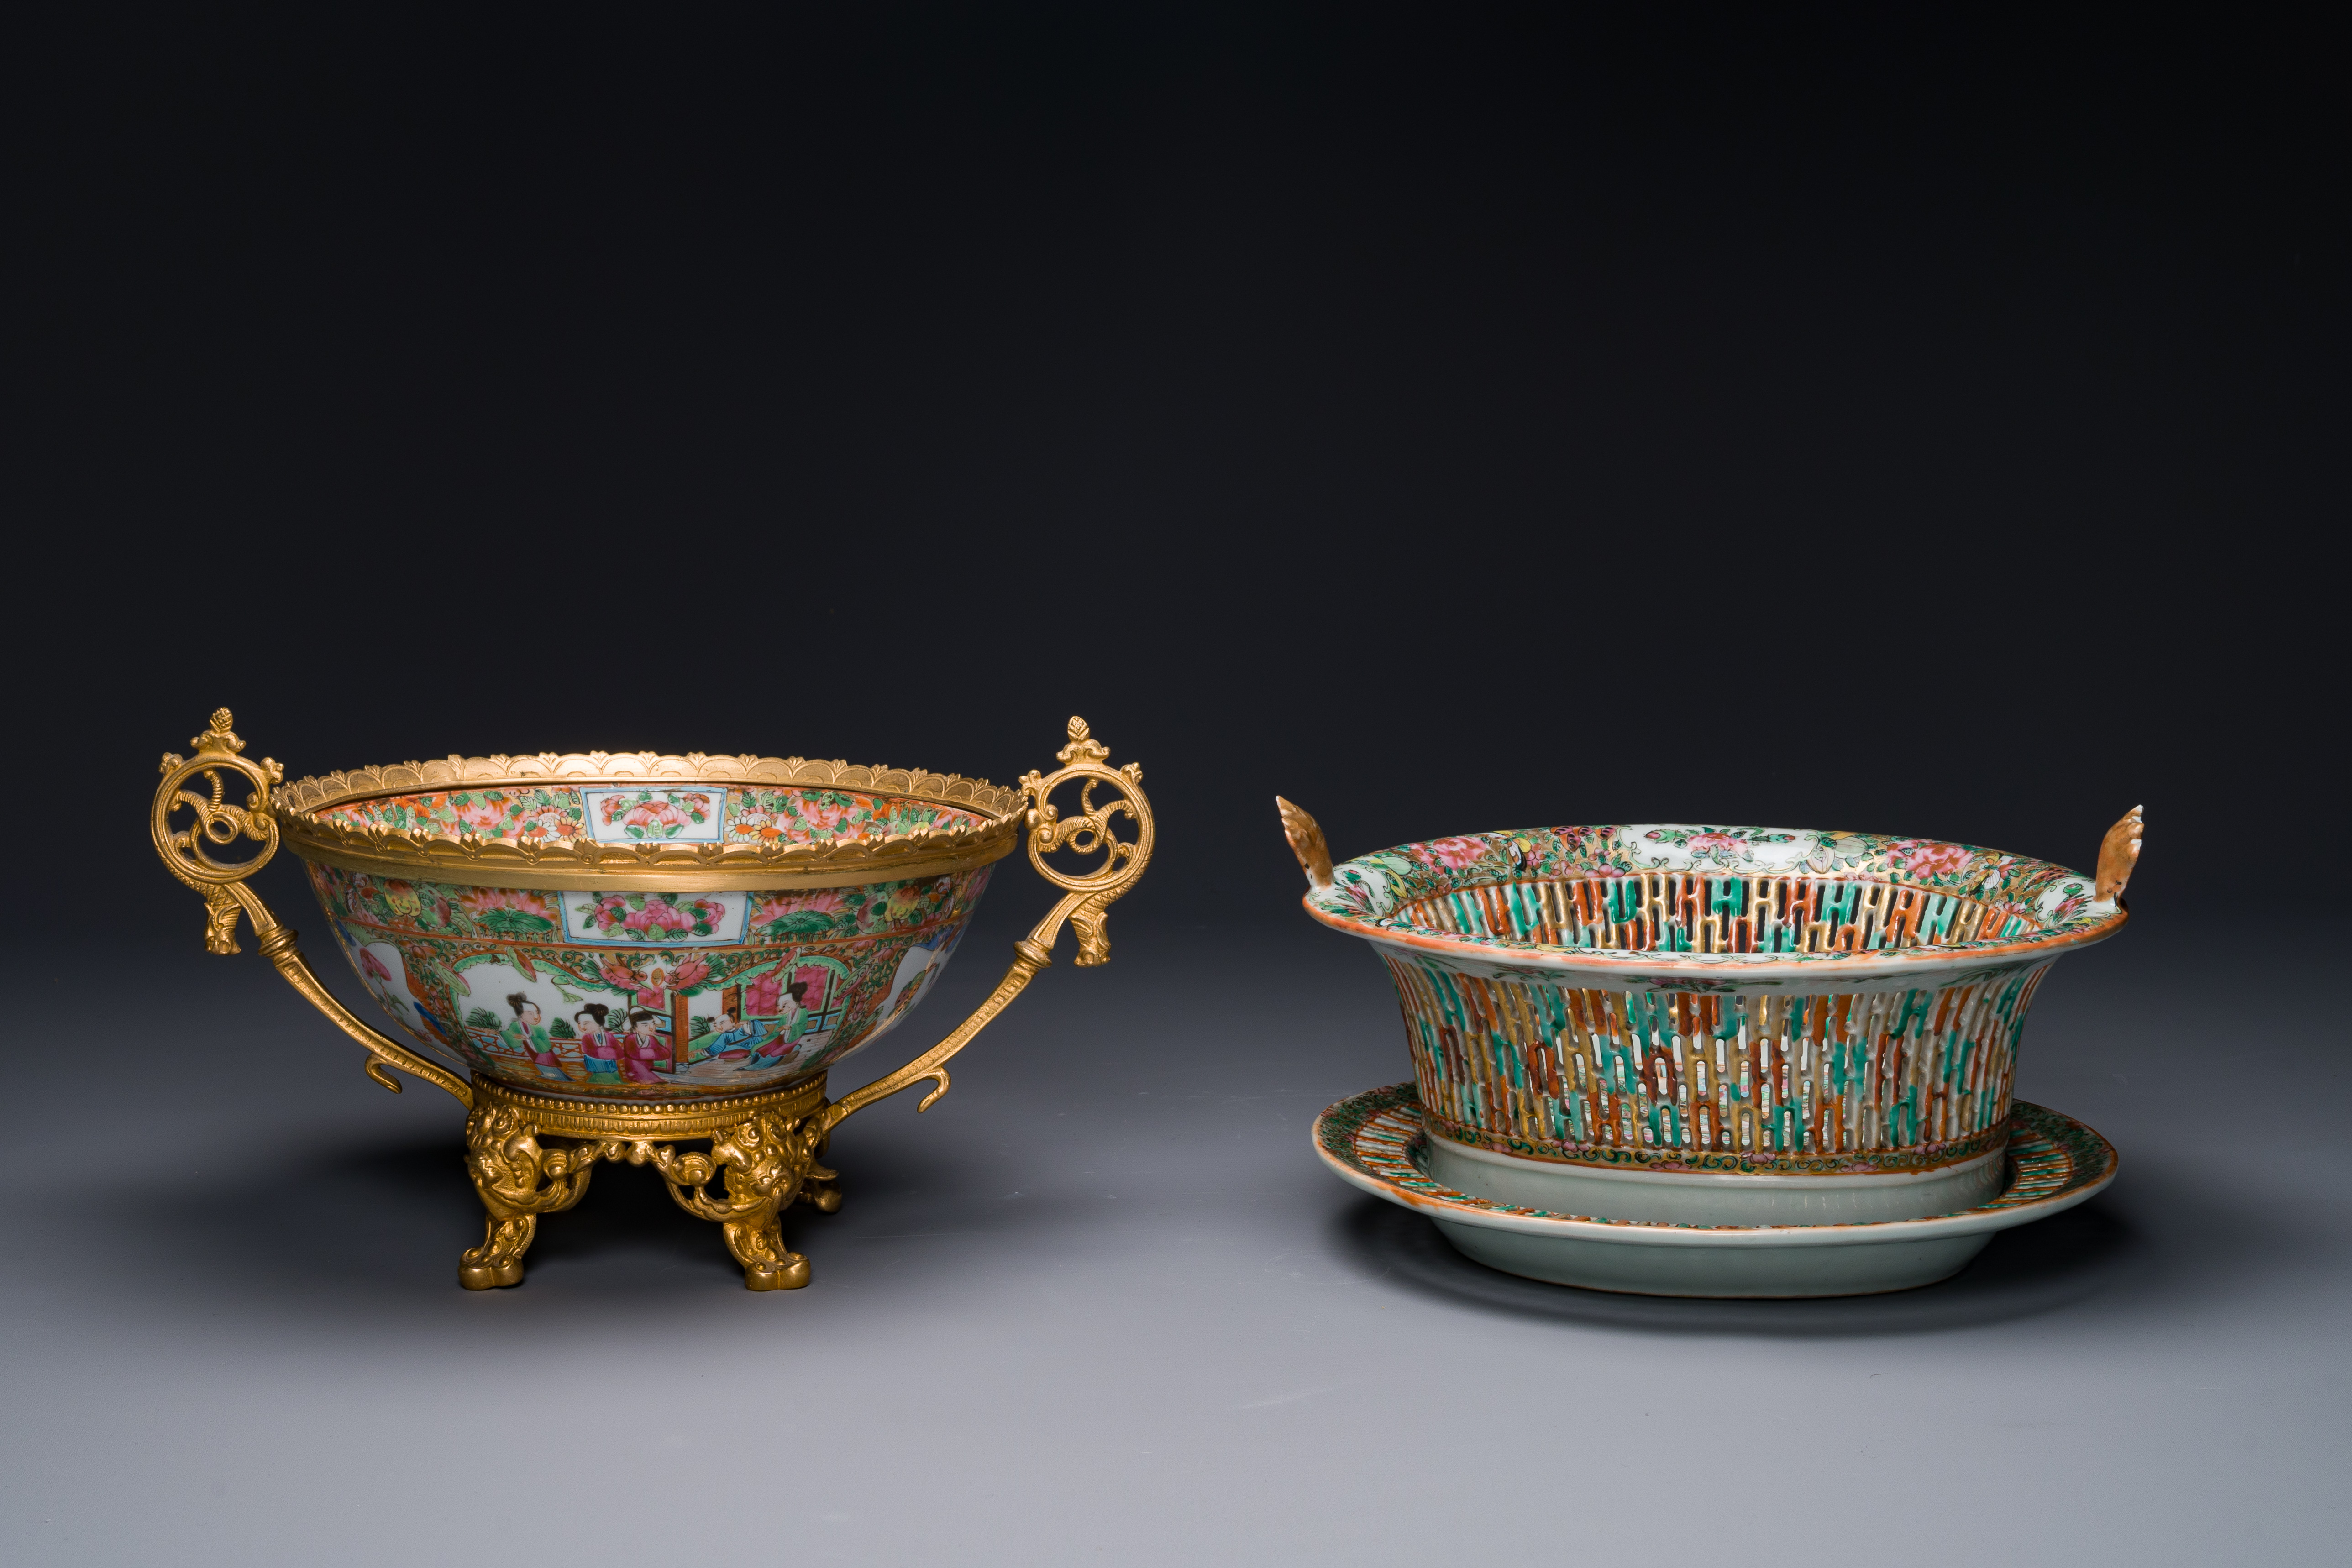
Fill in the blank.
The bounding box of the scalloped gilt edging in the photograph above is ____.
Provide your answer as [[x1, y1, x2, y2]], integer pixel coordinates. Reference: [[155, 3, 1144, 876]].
[[276, 752, 1027, 885], [277, 751, 1025, 818]]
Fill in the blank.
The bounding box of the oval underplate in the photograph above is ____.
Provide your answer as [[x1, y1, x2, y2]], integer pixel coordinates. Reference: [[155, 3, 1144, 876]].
[[1314, 1083, 2119, 1298]]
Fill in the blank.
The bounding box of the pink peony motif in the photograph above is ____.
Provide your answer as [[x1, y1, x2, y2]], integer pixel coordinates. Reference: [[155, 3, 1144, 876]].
[[1422, 836, 1490, 870], [452, 797, 504, 832], [1892, 840, 1972, 879], [753, 890, 844, 925], [795, 798, 865, 839], [1686, 832, 1744, 854], [360, 948, 393, 982], [599, 894, 715, 939], [622, 801, 687, 834], [668, 954, 710, 991]]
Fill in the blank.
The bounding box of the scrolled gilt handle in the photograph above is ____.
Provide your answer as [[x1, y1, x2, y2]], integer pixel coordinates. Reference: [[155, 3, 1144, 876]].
[[818, 716, 1152, 1133], [152, 709, 473, 1107]]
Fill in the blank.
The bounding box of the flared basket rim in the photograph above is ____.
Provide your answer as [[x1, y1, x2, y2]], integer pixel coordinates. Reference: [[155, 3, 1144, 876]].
[[1301, 821, 2127, 976]]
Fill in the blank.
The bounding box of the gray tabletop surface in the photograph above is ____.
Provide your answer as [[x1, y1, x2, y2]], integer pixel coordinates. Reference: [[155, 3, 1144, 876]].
[[4, 902, 2343, 1566]]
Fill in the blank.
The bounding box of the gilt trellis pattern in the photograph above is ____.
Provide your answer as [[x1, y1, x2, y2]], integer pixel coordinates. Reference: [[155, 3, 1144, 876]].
[[1386, 952, 2046, 1175]]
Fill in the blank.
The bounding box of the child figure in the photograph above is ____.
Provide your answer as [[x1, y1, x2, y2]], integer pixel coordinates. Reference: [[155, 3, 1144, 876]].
[[695, 1007, 766, 1065], [620, 1009, 669, 1085], [575, 1003, 620, 1084], [501, 993, 564, 1082], [738, 982, 810, 1073]]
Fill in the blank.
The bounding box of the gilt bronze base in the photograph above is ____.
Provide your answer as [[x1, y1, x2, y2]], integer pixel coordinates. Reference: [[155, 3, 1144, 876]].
[[457, 1074, 842, 1292]]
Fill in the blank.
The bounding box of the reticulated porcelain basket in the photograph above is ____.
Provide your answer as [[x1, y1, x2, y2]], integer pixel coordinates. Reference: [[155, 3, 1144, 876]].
[[149, 710, 1151, 1292], [1279, 801, 2141, 1231]]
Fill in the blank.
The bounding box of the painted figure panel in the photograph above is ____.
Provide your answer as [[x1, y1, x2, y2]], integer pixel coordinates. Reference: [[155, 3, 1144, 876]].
[[309, 862, 993, 1101]]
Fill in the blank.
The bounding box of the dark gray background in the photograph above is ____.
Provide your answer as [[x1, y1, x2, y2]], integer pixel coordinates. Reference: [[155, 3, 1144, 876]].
[[12, 9, 2342, 1563]]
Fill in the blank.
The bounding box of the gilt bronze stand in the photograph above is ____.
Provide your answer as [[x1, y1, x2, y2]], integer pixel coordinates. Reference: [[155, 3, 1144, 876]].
[[457, 1075, 842, 1290]]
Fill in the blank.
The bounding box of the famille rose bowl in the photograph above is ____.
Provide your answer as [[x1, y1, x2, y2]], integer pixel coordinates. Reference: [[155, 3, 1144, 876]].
[[279, 757, 1022, 1103], [150, 710, 1150, 1292], [1279, 801, 2141, 1230]]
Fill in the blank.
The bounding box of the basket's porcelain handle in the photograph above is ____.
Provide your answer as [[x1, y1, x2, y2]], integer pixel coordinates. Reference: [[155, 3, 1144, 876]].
[[2095, 805, 2144, 903], [150, 709, 475, 1107], [1276, 797, 1334, 889], [817, 717, 1153, 1135]]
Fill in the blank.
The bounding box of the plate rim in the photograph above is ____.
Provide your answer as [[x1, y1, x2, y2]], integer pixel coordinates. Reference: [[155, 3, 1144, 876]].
[[1314, 1083, 2118, 1250]]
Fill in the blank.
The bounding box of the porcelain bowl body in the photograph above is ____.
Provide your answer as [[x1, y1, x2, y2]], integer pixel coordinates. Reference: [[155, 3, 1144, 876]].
[[1302, 823, 2126, 1225], [278, 755, 1025, 1104]]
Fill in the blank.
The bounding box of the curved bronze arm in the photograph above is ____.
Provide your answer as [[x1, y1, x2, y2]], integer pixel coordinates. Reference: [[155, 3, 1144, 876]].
[[151, 709, 474, 1107], [817, 716, 1153, 1135]]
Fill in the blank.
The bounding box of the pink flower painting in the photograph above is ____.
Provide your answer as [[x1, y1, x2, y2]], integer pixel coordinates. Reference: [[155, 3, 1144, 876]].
[[597, 791, 712, 840], [1420, 836, 1491, 871], [452, 795, 506, 833], [583, 892, 723, 941], [1890, 840, 1973, 881]]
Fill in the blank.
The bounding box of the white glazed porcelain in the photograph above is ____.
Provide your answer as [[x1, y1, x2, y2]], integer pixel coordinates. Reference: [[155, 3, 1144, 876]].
[[1422, 1136, 2005, 1227], [1316, 1083, 2118, 1298]]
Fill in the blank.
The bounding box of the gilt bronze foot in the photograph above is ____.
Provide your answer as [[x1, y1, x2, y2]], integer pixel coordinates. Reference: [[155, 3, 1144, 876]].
[[457, 1079, 835, 1291]]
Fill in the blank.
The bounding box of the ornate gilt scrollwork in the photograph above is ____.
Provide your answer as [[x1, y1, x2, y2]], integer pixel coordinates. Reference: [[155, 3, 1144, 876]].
[[818, 716, 1154, 1131], [1022, 716, 1155, 966], [649, 1109, 830, 1290], [150, 709, 473, 1106], [453, 1086, 838, 1290], [458, 1102, 605, 1289], [153, 709, 284, 955]]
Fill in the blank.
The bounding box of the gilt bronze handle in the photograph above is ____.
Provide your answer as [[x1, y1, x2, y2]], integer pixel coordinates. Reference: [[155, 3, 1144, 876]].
[[151, 708, 475, 1106], [817, 716, 1153, 1134]]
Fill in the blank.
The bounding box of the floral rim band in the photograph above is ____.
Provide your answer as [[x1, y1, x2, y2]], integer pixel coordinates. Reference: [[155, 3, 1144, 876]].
[[1301, 823, 2127, 976], [276, 751, 1025, 889]]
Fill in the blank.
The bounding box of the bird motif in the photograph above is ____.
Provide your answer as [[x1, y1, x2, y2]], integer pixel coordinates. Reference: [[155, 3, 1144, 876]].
[[2095, 805, 2143, 903]]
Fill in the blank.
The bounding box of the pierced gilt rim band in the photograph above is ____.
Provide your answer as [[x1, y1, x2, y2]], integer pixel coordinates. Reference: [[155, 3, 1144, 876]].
[[276, 751, 1026, 889], [1313, 903, 2128, 979]]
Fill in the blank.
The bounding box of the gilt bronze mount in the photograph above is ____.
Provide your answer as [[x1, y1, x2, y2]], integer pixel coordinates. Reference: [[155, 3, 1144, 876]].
[[151, 710, 1151, 1290]]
